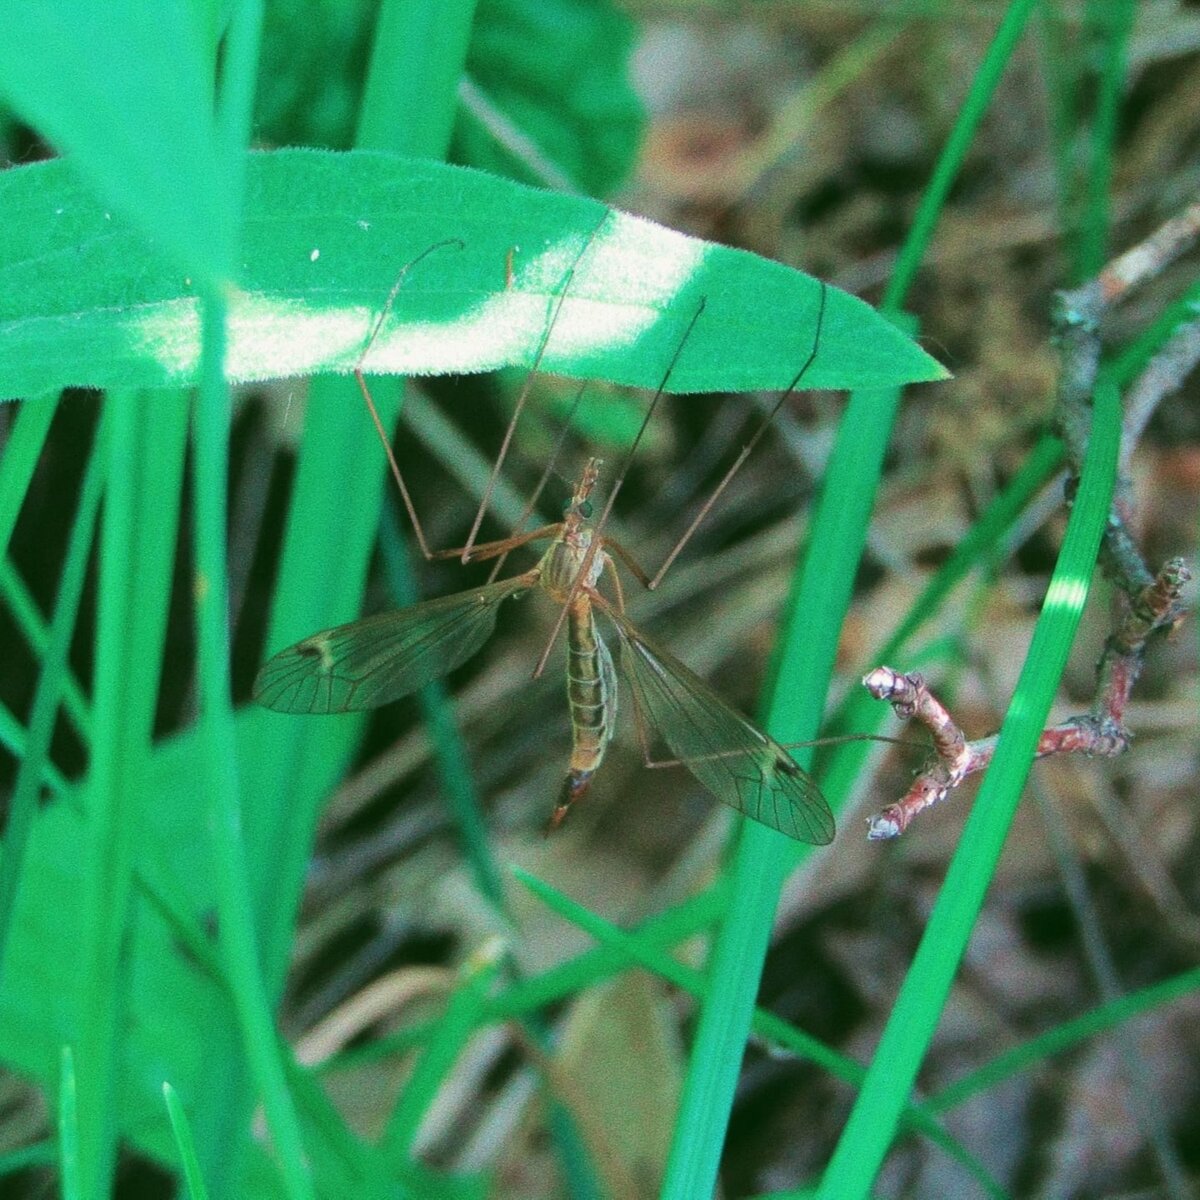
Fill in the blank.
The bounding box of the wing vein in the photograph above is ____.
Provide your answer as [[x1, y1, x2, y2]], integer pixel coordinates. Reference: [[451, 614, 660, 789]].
[[600, 601, 833, 844]]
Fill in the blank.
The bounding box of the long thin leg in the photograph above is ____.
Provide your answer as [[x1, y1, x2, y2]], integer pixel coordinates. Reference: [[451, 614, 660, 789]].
[[588, 586, 914, 774], [602, 556, 626, 613], [602, 535, 653, 591], [596, 297, 709, 543], [426, 522, 564, 565], [461, 213, 611, 563], [530, 298, 708, 680], [648, 280, 829, 590], [638, 731, 917, 771], [486, 382, 586, 583], [354, 231, 592, 568], [354, 238, 465, 561]]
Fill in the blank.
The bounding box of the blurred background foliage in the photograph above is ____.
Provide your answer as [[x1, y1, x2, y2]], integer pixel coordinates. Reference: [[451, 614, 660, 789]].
[[1, 1, 1199, 1198]]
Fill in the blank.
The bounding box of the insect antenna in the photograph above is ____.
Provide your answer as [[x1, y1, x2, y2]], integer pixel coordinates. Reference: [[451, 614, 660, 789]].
[[647, 279, 828, 590], [353, 237, 465, 562], [595, 297, 708, 540]]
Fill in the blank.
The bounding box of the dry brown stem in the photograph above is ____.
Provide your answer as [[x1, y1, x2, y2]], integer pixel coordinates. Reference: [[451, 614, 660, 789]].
[[864, 201, 1199, 839]]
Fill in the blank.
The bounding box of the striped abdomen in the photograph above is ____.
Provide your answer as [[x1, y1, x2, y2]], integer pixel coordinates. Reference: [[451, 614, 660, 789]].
[[547, 599, 617, 831]]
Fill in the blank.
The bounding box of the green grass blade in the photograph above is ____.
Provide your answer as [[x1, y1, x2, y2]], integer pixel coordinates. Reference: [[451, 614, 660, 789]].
[[378, 504, 503, 911], [1036, 1, 1081, 259], [0, 701, 68, 797], [284, 1052, 491, 1198], [213, 0, 264, 205], [57, 1045, 80, 1200], [813, 377, 1120, 1197], [27, 429, 106, 1190], [246, 0, 486, 987], [323, 886, 729, 1076], [0, 416, 104, 972], [513, 868, 1004, 1198], [194, 288, 313, 1200], [884, 0, 1039, 311], [931, 964, 1200, 1114], [493, 883, 728, 1023], [661, 362, 910, 1199], [1077, 0, 1136, 275], [0, 394, 91, 737], [69, 386, 189, 1196], [70, 389, 189, 1195], [246, 377, 399, 984], [358, 0, 481, 153], [163, 1082, 212, 1200], [380, 947, 504, 1166], [0, 561, 92, 740], [0, 395, 57, 555], [1109, 274, 1200, 388]]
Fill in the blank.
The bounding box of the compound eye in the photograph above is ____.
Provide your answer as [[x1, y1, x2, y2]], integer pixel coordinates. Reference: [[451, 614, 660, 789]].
[[577, 500, 593, 519]]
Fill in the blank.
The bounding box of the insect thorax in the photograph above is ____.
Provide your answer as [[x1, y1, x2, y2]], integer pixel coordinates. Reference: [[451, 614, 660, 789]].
[[538, 528, 604, 602]]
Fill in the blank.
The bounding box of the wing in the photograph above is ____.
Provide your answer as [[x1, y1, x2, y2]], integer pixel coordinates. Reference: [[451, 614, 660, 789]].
[[602, 604, 834, 844], [254, 573, 535, 714]]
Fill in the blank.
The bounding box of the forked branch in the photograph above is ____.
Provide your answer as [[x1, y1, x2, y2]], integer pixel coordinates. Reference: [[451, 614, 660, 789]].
[[864, 201, 1200, 839]]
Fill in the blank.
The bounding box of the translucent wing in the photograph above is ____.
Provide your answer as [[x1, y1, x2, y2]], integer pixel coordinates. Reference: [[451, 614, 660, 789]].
[[602, 604, 834, 844], [254, 573, 535, 714]]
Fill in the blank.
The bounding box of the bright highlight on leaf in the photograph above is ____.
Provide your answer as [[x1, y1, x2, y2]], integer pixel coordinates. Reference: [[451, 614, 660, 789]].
[[0, 149, 946, 400]]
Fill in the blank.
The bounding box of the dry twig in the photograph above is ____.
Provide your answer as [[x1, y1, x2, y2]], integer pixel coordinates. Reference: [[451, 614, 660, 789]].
[[865, 201, 1199, 839]]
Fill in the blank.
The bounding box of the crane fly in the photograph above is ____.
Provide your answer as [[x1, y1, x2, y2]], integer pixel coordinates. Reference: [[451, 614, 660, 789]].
[[253, 458, 835, 845], [256, 232, 838, 840]]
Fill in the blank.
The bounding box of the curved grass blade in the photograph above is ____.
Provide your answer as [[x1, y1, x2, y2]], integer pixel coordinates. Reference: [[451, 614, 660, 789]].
[[254, 573, 536, 714], [601, 602, 834, 844]]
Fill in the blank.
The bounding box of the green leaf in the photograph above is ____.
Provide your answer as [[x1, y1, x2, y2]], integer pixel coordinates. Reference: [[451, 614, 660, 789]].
[[0, 148, 946, 401], [456, 0, 644, 193], [0, 0, 234, 282]]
